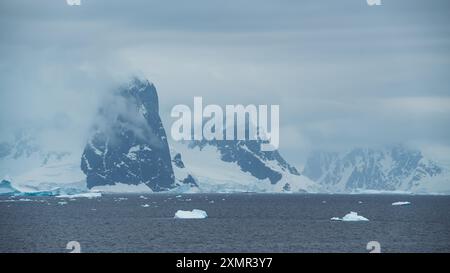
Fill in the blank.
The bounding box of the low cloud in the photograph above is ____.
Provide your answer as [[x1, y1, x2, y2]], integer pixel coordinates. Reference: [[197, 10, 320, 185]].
[[1, 0, 449, 167]]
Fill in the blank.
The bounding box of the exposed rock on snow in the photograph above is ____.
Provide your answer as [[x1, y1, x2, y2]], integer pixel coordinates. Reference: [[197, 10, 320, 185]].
[[303, 145, 449, 194], [81, 77, 175, 192], [170, 140, 320, 193]]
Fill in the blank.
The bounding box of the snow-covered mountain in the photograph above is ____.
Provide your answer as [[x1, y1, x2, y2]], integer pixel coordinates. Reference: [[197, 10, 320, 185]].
[[81, 77, 176, 192], [170, 139, 319, 193], [2, 77, 449, 195], [80, 77, 318, 193], [0, 131, 87, 194], [302, 145, 450, 194]]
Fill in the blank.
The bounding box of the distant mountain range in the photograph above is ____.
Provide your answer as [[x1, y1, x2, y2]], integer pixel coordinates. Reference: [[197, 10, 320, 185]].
[[1, 77, 449, 194], [303, 146, 450, 194]]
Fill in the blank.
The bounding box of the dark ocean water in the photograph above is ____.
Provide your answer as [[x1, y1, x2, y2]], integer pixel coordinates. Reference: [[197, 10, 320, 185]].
[[0, 194, 449, 253]]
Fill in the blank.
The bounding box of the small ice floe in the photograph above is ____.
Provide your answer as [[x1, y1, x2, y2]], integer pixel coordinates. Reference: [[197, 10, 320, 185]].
[[185, 198, 192, 202], [392, 201, 411, 206], [322, 201, 327, 204], [174, 209, 208, 219], [175, 195, 182, 198], [209, 200, 215, 204], [331, 211, 369, 222], [358, 201, 363, 204], [141, 204, 150, 208], [58, 201, 68, 205], [57, 192, 102, 199], [139, 195, 148, 200], [18, 198, 32, 202]]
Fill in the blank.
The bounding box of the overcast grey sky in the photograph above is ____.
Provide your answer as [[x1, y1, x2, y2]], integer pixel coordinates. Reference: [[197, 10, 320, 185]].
[[1, 0, 449, 166]]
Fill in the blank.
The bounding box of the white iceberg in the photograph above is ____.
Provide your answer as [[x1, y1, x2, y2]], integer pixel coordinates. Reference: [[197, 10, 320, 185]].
[[392, 201, 411, 206], [91, 183, 153, 193], [174, 209, 208, 219], [57, 192, 102, 199], [1, 179, 89, 197], [331, 211, 369, 222], [141, 204, 150, 208]]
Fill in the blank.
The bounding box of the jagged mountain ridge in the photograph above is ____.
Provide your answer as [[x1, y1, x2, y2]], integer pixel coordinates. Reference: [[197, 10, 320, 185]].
[[168, 138, 319, 193], [190, 139, 300, 184], [303, 145, 449, 193]]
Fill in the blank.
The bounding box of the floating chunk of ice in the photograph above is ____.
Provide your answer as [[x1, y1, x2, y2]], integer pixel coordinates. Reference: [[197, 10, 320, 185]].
[[392, 201, 411, 206], [174, 209, 208, 219], [141, 204, 150, 208], [57, 192, 102, 199], [331, 211, 369, 222]]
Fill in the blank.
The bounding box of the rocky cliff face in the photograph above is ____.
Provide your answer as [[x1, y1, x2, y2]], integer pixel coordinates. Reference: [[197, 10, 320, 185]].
[[81, 78, 176, 191]]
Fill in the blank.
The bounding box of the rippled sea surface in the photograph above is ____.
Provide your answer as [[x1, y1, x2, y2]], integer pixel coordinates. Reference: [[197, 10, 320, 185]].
[[0, 194, 449, 253]]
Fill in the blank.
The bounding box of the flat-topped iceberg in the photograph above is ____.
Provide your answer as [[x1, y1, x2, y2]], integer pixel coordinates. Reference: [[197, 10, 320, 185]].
[[392, 201, 411, 206], [0, 179, 90, 197], [56, 192, 102, 199], [331, 211, 369, 222], [174, 209, 208, 219]]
